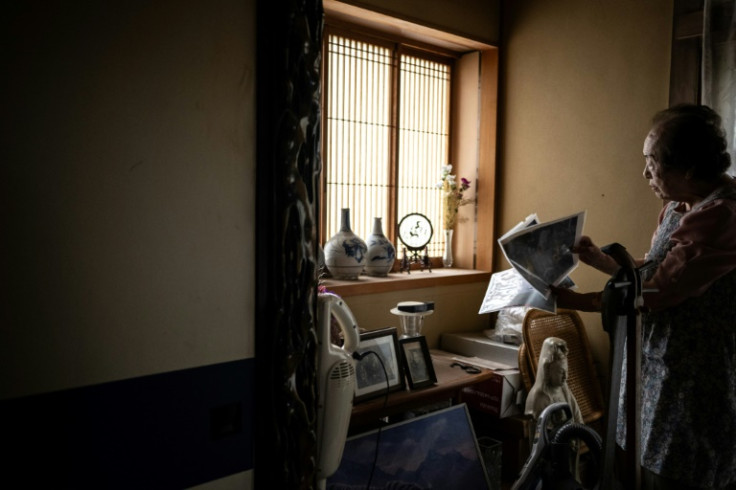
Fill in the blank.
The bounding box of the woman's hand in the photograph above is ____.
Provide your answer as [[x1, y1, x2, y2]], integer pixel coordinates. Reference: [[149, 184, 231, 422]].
[[573, 236, 620, 275], [550, 285, 603, 312]]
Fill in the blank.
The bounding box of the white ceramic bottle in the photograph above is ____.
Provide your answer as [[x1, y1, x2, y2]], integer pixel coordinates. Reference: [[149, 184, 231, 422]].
[[364, 217, 396, 277], [323, 208, 367, 280]]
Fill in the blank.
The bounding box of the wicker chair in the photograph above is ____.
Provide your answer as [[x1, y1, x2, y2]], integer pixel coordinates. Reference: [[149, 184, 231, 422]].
[[518, 342, 534, 395], [519, 309, 605, 433]]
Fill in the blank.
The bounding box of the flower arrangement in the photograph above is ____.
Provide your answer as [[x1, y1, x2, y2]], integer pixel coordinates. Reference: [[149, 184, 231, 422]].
[[437, 164, 472, 230]]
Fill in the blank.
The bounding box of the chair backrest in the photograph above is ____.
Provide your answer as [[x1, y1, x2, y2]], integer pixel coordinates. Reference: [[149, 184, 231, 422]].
[[517, 342, 534, 393], [521, 309, 605, 427]]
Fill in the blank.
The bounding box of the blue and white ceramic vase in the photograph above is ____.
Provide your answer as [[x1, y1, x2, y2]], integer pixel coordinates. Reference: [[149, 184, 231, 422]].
[[365, 217, 396, 277], [324, 208, 367, 280]]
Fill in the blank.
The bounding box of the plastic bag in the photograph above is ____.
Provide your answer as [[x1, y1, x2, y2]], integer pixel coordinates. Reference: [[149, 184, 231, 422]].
[[484, 306, 528, 345]]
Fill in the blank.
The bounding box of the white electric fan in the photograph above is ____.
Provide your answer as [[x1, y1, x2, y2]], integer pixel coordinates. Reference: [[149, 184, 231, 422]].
[[315, 292, 360, 489]]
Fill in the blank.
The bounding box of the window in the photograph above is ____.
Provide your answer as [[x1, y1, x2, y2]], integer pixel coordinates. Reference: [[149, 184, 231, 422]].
[[319, 10, 499, 279], [321, 27, 454, 258]]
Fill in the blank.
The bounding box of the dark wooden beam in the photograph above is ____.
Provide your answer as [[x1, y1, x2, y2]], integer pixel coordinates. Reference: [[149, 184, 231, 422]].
[[255, 0, 323, 487]]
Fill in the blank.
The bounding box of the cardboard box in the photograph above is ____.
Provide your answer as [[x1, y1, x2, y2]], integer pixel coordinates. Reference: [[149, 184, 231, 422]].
[[460, 368, 523, 418], [441, 331, 520, 369], [441, 333, 525, 418]]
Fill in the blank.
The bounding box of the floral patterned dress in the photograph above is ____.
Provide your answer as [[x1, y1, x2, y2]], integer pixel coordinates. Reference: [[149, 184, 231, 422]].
[[617, 182, 736, 488]]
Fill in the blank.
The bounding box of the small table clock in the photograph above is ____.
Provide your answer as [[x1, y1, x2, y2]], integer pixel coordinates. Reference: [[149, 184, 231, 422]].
[[397, 213, 433, 273]]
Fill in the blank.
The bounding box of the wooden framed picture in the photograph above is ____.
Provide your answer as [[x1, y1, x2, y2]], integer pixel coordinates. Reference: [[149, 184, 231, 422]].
[[354, 327, 405, 402], [399, 336, 437, 390]]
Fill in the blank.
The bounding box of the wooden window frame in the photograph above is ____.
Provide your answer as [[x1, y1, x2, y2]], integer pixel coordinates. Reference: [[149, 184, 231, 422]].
[[320, 5, 499, 295]]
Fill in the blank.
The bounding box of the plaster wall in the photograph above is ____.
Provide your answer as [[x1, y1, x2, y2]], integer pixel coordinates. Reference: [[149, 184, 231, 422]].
[[1, 0, 676, 485], [2, 2, 256, 486], [2, 0, 256, 402], [497, 0, 673, 373], [341, 281, 490, 348], [343, 1, 674, 379]]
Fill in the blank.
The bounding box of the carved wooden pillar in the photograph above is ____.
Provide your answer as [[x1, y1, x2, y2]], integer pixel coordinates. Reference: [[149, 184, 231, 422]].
[[255, 0, 323, 488]]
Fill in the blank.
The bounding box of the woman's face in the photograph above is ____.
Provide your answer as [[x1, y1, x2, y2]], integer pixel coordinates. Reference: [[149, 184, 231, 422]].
[[642, 130, 692, 202]]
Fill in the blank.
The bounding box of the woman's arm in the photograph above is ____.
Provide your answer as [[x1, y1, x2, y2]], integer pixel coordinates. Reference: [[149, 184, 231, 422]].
[[551, 286, 603, 312], [644, 199, 736, 310], [573, 236, 633, 275]]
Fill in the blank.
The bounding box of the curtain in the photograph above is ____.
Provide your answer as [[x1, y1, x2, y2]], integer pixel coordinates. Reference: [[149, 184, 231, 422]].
[[702, 0, 736, 174]]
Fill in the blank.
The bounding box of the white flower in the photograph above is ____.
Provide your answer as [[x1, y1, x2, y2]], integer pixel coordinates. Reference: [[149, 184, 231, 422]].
[[439, 164, 473, 230]]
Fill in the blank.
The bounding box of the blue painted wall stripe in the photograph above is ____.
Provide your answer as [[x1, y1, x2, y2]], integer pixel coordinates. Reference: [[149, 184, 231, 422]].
[[1, 358, 254, 488]]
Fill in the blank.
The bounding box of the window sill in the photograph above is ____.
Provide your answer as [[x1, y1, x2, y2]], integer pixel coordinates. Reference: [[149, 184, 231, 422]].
[[322, 268, 491, 297]]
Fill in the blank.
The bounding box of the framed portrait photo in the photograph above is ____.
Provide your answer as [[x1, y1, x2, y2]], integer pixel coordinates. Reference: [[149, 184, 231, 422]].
[[354, 327, 405, 403], [399, 336, 437, 390]]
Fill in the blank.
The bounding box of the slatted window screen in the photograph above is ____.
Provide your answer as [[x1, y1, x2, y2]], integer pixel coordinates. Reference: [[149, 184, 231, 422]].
[[323, 32, 451, 258], [397, 54, 450, 257]]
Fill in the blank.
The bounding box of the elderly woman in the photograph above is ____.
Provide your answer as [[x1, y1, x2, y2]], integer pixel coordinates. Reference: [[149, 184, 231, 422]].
[[555, 104, 736, 489]]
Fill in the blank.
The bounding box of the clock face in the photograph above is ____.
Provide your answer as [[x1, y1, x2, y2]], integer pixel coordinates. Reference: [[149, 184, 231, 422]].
[[398, 213, 433, 250]]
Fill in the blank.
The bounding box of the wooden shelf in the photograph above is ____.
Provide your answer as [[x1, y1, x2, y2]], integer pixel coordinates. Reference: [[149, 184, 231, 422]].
[[323, 268, 491, 297]]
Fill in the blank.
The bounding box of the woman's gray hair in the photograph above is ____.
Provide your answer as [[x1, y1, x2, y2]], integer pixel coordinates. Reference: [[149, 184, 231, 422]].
[[650, 104, 731, 180]]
